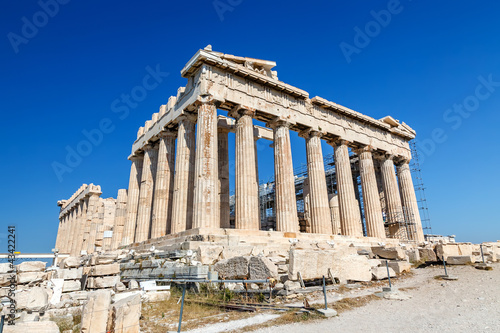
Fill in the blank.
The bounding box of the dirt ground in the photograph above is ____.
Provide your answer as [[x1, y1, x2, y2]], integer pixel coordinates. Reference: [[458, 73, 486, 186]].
[[252, 263, 500, 333]]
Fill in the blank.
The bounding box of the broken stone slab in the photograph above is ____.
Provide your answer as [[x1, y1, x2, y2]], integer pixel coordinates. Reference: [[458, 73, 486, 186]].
[[221, 246, 254, 260], [0, 273, 13, 287], [16, 261, 46, 273], [406, 249, 420, 263], [387, 261, 412, 274], [0, 263, 13, 274], [49, 279, 64, 305], [90, 263, 120, 276], [144, 291, 171, 302], [371, 247, 405, 260], [435, 243, 474, 261], [3, 321, 59, 333], [214, 256, 250, 279], [284, 280, 302, 291], [371, 266, 396, 280], [54, 267, 83, 280], [196, 244, 223, 265], [368, 259, 382, 268], [87, 275, 120, 289], [418, 248, 437, 262], [446, 255, 473, 265], [128, 279, 140, 290], [16, 286, 49, 311], [17, 272, 47, 284], [81, 290, 112, 333], [109, 293, 141, 333], [115, 281, 127, 292], [249, 256, 278, 280], [96, 251, 120, 265], [62, 280, 81, 292], [60, 256, 80, 268]]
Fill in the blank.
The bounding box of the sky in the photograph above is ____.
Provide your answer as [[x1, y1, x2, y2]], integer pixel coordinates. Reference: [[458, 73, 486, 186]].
[[0, 0, 499, 253]]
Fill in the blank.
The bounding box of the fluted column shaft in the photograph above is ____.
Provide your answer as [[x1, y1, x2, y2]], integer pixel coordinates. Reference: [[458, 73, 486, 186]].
[[272, 121, 298, 232], [135, 144, 159, 243], [234, 109, 260, 230], [380, 155, 407, 239], [57, 215, 66, 252], [86, 197, 102, 254], [111, 189, 128, 249], [72, 199, 87, 256], [193, 100, 219, 229], [304, 131, 331, 234], [171, 116, 196, 233], [328, 194, 341, 234], [358, 148, 385, 238], [66, 208, 77, 254], [332, 140, 363, 237], [397, 161, 425, 243], [82, 193, 99, 252], [121, 156, 143, 246], [218, 129, 230, 228], [151, 131, 176, 239]]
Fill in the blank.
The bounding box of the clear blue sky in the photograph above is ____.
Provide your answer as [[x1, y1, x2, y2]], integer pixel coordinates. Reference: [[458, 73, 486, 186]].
[[1, 0, 499, 252]]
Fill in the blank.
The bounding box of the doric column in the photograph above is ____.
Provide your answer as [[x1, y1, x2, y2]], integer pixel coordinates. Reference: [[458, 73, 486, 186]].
[[330, 139, 363, 237], [135, 144, 159, 243], [232, 107, 260, 230], [82, 192, 99, 252], [86, 197, 103, 254], [58, 214, 67, 253], [66, 208, 77, 254], [121, 155, 144, 246], [270, 120, 298, 233], [357, 147, 385, 238], [71, 199, 87, 256], [192, 98, 219, 229], [397, 159, 425, 243], [111, 189, 128, 250], [151, 131, 176, 239], [218, 128, 230, 228], [301, 130, 331, 234], [328, 194, 341, 234], [171, 115, 196, 233], [379, 154, 407, 239]]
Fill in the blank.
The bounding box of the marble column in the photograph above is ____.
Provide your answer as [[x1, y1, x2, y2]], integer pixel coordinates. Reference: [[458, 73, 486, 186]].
[[234, 108, 260, 230], [379, 154, 407, 239], [86, 198, 102, 254], [303, 130, 331, 234], [110, 189, 128, 249], [121, 155, 144, 246], [151, 131, 176, 239], [71, 199, 87, 256], [357, 147, 385, 238], [328, 194, 341, 234], [82, 193, 99, 252], [218, 128, 230, 228], [135, 144, 159, 243], [58, 215, 66, 253], [271, 120, 298, 233], [331, 139, 363, 237], [397, 160, 425, 243], [171, 115, 196, 233], [192, 99, 219, 229], [67, 208, 77, 254]]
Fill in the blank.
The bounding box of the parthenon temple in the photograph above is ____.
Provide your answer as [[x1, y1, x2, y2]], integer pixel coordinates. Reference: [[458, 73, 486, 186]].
[[55, 46, 425, 256]]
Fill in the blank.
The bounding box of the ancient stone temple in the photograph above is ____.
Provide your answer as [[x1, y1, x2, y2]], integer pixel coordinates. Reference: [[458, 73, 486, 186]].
[[55, 46, 425, 256]]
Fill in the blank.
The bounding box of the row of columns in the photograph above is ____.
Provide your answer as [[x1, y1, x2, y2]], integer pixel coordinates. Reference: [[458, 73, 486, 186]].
[[114, 99, 424, 247]]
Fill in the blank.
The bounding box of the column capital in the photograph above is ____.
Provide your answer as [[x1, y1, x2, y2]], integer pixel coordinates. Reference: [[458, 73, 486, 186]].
[[229, 104, 256, 119], [194, 94, 224, 108], [158, 129, 177, 139], [129, 153, 144, 162], [327, 137, 350, 148], [395, 156, 411, 166], [353, 145, 374, 155], [176, 113, 197, 124], [298, 128, 325, 139], [266, 117, 294, 129], [373, 152, 395, 161]]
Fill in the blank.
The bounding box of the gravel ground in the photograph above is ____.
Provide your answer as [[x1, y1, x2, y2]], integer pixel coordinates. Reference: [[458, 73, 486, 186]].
[[253, 263, 500, 333]]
